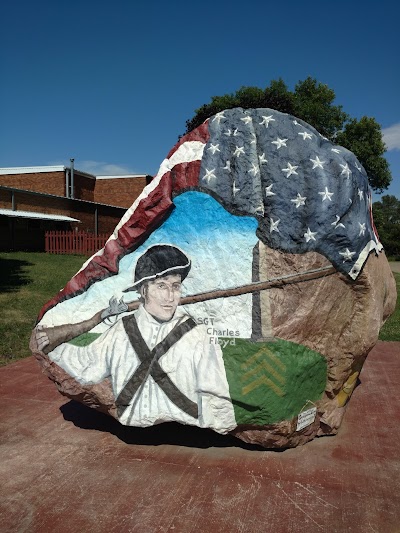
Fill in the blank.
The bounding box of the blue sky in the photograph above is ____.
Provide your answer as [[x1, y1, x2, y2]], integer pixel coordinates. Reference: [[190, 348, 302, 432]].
[[1, 0, 399, 201]]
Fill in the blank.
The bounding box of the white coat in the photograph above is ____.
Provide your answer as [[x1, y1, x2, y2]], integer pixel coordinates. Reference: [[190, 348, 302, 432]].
[[49, 305, 236, 434]]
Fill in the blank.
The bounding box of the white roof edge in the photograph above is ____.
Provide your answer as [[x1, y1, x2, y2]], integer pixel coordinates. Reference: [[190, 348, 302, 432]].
[[0, 208, 80, 222], [96, 174, 148, 180], [0, 166, 66, 174], [0, 166, 97, 179]]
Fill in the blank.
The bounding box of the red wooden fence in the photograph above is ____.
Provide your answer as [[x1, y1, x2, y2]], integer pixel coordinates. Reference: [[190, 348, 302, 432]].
[[45, 231, 109, 255]]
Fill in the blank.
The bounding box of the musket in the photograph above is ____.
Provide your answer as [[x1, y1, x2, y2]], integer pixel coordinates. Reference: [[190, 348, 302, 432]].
[[39, 265, 336, 353]]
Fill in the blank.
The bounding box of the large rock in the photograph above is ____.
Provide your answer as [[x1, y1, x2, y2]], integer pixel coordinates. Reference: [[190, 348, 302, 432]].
[[30, 107, 397, 448]]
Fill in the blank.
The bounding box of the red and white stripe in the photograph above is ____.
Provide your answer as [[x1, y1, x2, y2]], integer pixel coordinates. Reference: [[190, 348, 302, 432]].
[[38, 123, 210, 320]]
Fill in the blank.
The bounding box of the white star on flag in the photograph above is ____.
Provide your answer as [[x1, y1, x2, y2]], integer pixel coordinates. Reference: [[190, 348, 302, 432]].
[[254, 204, 264, 216], [339, 248, 356, 262], [232, 128, 239, 136], [331, 148, 341, 154], [358, 189, 364, 200], [298, 131, 312, 140], [203, 168, 217, 183], [340, 163, 351, 178], [270, 217, 280, 233], [224, 129, 232, 136], [223, 161, 231, 170], [282, 162, 299, 177], [265, 184, 275, 197], [359, 222, 366, 236], [232, 181, 240, 196], [310, 156, 325, 169], [208, 143, 220, 155], [331, 215, 345, 229], [271, 138, 288, 149], [355, 162, 362, 172], [259, 115, 275, 127], [233, 146, 245, 157], [259, 153, 268, 164], [291, 193, 307, 208], [318, 187, 334, 201], [304, 227, 317, 242], [241, 116, 252, 124], [248, 163, 259, 176], [212, 111, 226, 124]]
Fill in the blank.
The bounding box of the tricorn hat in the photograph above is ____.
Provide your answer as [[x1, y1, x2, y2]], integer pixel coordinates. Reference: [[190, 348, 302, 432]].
[[123, 245, 191, 292]]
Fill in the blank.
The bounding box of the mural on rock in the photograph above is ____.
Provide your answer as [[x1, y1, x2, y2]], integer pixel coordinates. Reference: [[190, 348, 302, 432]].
[[31, 108, 396, 448]]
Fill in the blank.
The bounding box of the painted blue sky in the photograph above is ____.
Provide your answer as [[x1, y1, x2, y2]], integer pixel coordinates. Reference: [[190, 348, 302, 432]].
[[1, 0, 399, 201], [41, 192, 259, 338]]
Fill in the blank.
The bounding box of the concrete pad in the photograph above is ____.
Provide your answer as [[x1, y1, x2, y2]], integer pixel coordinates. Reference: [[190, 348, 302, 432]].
[[1, 342, 400, 532]]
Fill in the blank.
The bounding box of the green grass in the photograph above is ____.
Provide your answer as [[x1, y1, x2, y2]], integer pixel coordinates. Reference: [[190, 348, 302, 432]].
[[379, 272, 400, 341], [0, 252, 86, 366], [0, 253, 399, 366]]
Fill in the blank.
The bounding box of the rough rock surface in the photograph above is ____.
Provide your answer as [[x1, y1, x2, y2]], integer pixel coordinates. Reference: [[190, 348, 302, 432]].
[[30, 107, 397, 448]]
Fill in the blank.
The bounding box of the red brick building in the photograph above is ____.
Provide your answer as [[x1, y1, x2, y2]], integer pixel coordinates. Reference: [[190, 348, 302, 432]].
[[0, 166, 151, 251]]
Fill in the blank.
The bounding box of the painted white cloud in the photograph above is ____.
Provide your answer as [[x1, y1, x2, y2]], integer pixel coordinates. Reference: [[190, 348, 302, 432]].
[[382, 123, 400, 151]]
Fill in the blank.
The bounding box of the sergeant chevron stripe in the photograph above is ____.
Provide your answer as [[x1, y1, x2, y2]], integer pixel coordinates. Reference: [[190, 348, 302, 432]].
[[241, 346, 286, 396]]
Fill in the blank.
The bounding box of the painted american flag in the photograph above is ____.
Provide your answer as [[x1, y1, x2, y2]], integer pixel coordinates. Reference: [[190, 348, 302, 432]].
[[38, 107, 382, 320]]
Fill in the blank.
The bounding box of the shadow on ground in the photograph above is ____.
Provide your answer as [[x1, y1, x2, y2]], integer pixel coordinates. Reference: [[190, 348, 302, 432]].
[[0, 258, 33, 292], [60, 400, 267, 451]]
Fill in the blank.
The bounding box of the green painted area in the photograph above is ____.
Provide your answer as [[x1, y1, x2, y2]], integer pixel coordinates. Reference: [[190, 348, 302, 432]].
[[222, 338, 327, 425], [69, 332, 101, 346]]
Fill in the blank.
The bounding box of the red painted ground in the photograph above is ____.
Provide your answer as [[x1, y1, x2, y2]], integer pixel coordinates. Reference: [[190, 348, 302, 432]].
[[1, 341, 400, 533]]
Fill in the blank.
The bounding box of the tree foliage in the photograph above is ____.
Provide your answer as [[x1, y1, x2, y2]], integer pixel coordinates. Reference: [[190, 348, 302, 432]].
[[373, 195, 400, 258], [292, 78, 348, 139], [335, 117, 391, 193], [185, 78, 295, 133], [184, 77, 392, 193]]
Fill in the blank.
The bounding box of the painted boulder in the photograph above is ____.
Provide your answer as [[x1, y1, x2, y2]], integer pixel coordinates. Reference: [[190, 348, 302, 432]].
[[30, 107, 396, 448]]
